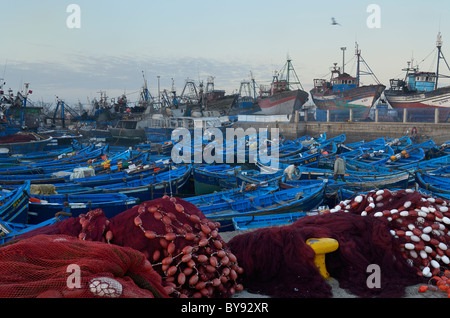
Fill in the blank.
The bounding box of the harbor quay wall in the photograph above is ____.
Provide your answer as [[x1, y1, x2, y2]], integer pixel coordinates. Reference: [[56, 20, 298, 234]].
[[233, 121, 450, 145]]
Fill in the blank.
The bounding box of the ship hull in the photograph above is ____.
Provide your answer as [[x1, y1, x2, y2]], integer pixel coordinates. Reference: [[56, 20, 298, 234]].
[[385, 86, 450, 109], [108, 127, 146, 141], [310, 85, 385, 110], [258, 89, 309, 115]]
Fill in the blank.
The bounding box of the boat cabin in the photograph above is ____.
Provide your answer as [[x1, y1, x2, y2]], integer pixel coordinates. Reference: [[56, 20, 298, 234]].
[[407, 72, 436, 92], [330, 73, 358, 93], [389, 71, 436, 93], [115, 120, 138, 130], [313, 64, 358, 94]]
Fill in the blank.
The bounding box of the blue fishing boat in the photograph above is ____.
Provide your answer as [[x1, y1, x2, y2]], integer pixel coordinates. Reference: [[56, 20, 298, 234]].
[[185, 183, 279, 207], [314, 171, 411, 191], [232, 169, 285, 186], [0, 214, 69, 245], [384, 146, 425, 167], [427, 165, 450, 177], [404, 139, 437, 152], [232, 211, 309, 231], [398, 154, 450, 172], [386, 136, 412, 152], [345, 137, 386, 150], [0, 174, 67, 185], [416, 187, 450, 201], [96, 164, 193, 201], [0, 134, 53, 155], [72, 163, 170, 188], [352, 145, 394, 165], [28, 193, 139, 224], [196, 182, 326, 231], [0, 181, 31, 224], [415, 171, 450, 194], [256, 142, 337, 174], [193, 164, 241, 194]]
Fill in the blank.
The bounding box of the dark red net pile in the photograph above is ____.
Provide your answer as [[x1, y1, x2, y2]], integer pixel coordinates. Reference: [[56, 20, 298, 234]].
[[4, 196, 243, 298], [0, 133, 38, 144], [228, 190, 450, 297], [0, 234, 168, 298], [228, 188, 450, 298], [228, 212, 422, 298]]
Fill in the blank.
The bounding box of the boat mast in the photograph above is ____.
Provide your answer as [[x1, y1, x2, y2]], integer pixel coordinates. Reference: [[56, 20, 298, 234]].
[[354, 42, 382, 86], [250, 71, 257, 101], [341, 47, 347, 73], [355, 43, 361, 87], [435, 32, 450, 90], [436, 32, 443, 90], [281, 58, 304, 90]]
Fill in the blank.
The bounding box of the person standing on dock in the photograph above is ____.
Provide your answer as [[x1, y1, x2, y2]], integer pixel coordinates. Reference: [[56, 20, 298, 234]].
[[411, 126, 418, 143], [333, 154, 346, 182]]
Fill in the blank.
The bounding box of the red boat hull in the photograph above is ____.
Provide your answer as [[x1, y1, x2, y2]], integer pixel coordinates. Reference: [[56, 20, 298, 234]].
[[258, 89, 309, 116]]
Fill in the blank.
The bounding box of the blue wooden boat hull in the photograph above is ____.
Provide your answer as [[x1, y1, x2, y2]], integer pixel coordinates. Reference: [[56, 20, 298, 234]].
[[0, 181, 30, 224], [185, 184, 279, 207], [0, 215, 68, 244], [97, 165, 193, 202], [415, 171, 450, 194], [197, 183, 325, 231], [28, 194, 139, 224], [0, 137, 53, 155], [232, 211, 309, 231], [193, 165, 240, 194]]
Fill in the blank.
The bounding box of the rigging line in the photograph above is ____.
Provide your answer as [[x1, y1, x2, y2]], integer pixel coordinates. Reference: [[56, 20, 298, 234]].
[[439, 50, 450, 72], [417, 48, 437, 66], [359, 55, 381, 85]]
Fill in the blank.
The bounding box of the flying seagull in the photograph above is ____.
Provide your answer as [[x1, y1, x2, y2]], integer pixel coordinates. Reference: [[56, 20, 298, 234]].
[[331, 17, 341, 26]]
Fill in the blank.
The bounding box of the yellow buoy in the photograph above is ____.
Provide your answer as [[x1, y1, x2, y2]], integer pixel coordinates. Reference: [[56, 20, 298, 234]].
[[306, 238, 339, 279]]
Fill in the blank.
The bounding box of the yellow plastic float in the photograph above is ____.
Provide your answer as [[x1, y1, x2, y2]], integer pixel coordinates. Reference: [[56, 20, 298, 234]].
[[306, 238, 339, 279]]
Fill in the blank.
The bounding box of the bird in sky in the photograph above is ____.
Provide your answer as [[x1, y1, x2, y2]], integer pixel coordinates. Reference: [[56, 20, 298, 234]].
[[331, 17, 341, 26]]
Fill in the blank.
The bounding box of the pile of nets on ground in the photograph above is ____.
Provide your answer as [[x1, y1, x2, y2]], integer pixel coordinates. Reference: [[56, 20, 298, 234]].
[[0, 234, 169, 298], [0, 195, 243, 298], [3, 188, 449, 298], [227, 188, 450, 298], [0, 133, 39, 144]]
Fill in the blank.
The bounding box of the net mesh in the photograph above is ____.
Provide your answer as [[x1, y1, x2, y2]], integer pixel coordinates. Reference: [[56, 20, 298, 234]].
[[3, 196, 243, 298], [0, 234, 168, 298]]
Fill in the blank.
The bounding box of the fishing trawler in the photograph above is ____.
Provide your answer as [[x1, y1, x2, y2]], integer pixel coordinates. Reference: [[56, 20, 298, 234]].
[[163, 78, 237, 117], [310, 44, 385, 110], [385, 32, 450, 111], [0, 83, 43, 135], [257, 59, 309, 116], [228, 76, 261, 116]]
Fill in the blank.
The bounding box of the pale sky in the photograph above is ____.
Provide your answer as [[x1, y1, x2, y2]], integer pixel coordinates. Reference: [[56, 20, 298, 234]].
[[2, 0, 450, 107]]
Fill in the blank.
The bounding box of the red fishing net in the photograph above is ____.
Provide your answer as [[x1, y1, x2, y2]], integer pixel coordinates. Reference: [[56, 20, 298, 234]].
[[228, 189, 450, 298], [4, 196, 243, 298], [0, 234, 168, 298], [4, 189, 449, 298], [0, 133, 38, 144]]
